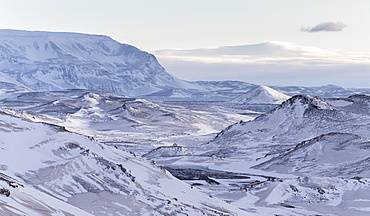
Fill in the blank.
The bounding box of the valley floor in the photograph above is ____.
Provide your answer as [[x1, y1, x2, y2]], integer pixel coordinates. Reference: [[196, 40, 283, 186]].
[[1, 89, 370, 215]]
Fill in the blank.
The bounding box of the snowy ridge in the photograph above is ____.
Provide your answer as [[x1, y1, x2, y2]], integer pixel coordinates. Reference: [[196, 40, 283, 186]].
[[231, 85, 290, 104]]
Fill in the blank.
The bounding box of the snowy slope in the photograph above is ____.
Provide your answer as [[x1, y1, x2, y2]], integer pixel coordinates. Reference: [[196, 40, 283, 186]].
[[254, 133, 370, 177], [0, 71, 29, 91], [231, 85, 290, 104], [0, 109, 248, 215], [0, 173, 93, 216], [0, 29, 189, 97]]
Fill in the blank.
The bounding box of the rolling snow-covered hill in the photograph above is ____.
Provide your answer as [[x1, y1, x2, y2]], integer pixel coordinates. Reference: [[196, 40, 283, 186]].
[[231, 85, 290, 104]]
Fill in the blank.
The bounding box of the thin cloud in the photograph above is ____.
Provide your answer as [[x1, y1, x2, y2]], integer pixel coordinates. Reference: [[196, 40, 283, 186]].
[[301, 22, 347, 33], [155, 42, 370, 87]]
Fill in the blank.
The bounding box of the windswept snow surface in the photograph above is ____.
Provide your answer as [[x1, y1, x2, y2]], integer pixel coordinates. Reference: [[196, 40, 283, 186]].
[[0, 110, 248, 215]]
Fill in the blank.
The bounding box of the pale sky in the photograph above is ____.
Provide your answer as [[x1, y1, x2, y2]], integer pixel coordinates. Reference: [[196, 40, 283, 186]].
[[1, 0, 370, 87], [1, 0, 369, 52]]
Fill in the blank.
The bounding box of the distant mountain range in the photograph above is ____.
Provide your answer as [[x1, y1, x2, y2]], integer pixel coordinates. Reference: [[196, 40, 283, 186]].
[[1, 30, 370, 100]]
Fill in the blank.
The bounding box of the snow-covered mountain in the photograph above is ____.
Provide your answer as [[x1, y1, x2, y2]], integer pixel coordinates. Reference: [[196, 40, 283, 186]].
[[0, 29, 190, 97], [231, 85, 290, 104], [0, 108, 246, 215], [212, 94, 370, 148]]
